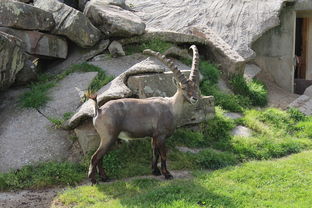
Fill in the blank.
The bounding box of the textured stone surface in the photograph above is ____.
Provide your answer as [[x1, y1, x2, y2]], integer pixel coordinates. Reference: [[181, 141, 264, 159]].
[[244, 64, 262, 81], [224, 112, 243, 120], [0, 72, 98, 172], [74, 120, 99, 154], [0, 1, 54, 31], [15, 56, 38, 85], [47, 39, 109, 75], [0, 89, 71, 173], [303, 85, 312, 97], [34, 0, 101, 48], [0, 27, 68, 59], [231, 125, 252, 137], [164, 46, 192, 60], [127, 0, 289, 60], [108, 40, 125, 57], [84, 0, 145, 37], [0, 31, 25, 90], [120, 30, 245, 75], [289, 95, 312, 116]]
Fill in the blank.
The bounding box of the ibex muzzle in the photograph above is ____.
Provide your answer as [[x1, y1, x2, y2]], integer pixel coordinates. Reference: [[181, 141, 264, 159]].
[[88, 45, 201, 184]]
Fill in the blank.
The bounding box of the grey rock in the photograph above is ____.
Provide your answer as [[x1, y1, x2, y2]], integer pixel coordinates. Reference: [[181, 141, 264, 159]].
[[108, 40, 125, 57], [244, 64, 262, 81], [84, 0, 145, 37], [231, 125, 252, 137], [47, 39, 110, 75], [303, 85, 312, 97], [289, 95, 312, 116], [224, 112, 243, 120], [0, 31, 25, 90], [74, 120, 99, 154], [0, 1, 54, 31], [0, 27, 68, 59], [0, 89, 72, 173], [39, 72, 98, 119], [34, 0, 101, 48], [127, 0, 288, 60], [176, 146, 202, 154], [15, 56, 38, 85], [78, 0, 88, 11], [127, 71, 215, 126], [120, 30, 245, 76], [217, 79, 233, 94]]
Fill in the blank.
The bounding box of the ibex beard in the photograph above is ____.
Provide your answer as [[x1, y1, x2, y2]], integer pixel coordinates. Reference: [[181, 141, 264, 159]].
[[88, 45, 201, 184]]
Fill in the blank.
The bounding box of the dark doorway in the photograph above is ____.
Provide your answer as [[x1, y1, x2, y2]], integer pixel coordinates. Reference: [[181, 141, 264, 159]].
[[294, 18, 312, 94]]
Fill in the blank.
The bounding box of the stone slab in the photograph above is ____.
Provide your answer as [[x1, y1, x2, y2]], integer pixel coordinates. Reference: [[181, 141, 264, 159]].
[[0, 0, 54, 31], [0, 27, 68, 59], [231, 125, 252, 137]]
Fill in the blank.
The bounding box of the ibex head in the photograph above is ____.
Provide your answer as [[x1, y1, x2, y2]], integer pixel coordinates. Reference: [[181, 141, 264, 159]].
[[143, 45, 200, 105]]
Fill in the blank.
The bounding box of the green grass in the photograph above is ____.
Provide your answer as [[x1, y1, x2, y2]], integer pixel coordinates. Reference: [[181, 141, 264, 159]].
[[229, 74, 268, 107], [124, 39, 173, 55], [0, 162, 85, 191], [19, 63, 113, 109], [55, 150, 312, 208]]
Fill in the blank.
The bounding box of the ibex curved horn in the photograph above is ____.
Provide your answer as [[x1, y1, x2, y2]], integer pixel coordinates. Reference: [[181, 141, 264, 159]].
[[189, 45, 200, 85], [143, 49, 188, 84]]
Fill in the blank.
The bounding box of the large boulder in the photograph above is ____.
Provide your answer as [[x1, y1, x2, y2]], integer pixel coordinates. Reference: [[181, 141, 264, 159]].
[[84, 0, 145, 37], [0, 1, 54, 31], [0, 27, 68, 59], [0, 31, 25, 90], [303, 85, 312, 97], [34, 0, 101, 48], [127, 0, 289, 60], [289, 95, 312, 116]]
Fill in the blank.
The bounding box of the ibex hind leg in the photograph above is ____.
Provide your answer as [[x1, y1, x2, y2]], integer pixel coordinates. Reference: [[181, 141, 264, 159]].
[[151, 137, 161, 176], [88, 134, 115, 184]]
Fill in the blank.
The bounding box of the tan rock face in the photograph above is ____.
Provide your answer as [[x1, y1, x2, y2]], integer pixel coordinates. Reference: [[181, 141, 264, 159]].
[[0, 27, 68, 59], [0, 31, 25, 90], [34, 0, 101, 48], [0, 1, 55, 31], [84, 0, 145, 37]]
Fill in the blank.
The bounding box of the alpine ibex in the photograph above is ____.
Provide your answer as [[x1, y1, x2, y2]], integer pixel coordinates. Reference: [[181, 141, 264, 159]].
[[88, 45, 200, 184]]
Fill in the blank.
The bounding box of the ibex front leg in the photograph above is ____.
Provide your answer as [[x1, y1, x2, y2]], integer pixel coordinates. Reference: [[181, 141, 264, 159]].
[[156, 137, 173, 179]]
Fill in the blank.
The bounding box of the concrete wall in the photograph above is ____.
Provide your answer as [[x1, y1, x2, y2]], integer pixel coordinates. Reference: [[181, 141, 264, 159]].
[[252, 6, 296, 92]]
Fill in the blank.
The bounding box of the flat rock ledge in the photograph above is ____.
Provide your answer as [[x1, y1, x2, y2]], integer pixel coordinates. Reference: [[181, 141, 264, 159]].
[[120, 30, 245, 76]]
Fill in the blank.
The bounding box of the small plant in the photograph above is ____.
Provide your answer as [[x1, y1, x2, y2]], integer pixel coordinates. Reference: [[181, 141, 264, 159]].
[[48, 117, 64, 129]]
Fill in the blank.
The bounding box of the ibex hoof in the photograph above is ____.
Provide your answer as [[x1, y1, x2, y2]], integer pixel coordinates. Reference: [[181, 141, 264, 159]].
[[91, 178, 98, 185], [165, 174, 173, 180], [152, 168, 162, 176]]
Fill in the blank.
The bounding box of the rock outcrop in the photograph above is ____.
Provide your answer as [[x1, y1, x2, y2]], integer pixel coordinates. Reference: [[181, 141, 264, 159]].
[[0, 27, 68, 59], [0, 31, 25, 90], [34, 0, 101, 48], [84, 0, 145, 37], [120, 30, 245, 75], [289, 95, 312, 116], [127, 0, 289, 60], [0, 1, 54, 31], [108, 40, 125, 57]]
